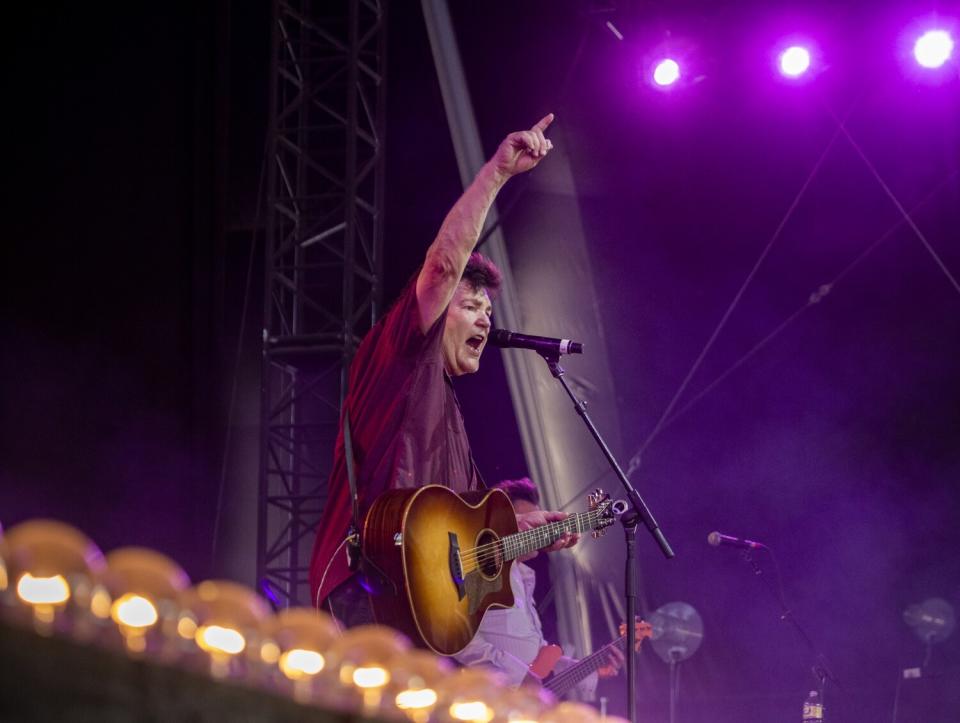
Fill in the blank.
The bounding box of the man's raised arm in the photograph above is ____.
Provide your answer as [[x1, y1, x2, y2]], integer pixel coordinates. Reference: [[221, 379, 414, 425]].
[[415, 114, 555, 333]]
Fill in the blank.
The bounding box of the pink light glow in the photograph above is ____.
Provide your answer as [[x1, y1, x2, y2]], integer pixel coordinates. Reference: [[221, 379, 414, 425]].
[[653, 59, 681, 87], [779, 45, 811, 77], [914, 29, 954, 68]]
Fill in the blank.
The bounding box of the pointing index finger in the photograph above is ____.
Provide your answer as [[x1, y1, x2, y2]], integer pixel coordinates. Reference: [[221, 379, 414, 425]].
[[532, 113, 555, 133]]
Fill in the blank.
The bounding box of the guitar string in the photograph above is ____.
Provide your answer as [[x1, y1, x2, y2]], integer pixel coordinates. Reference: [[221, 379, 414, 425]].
[[456, 509, 597, 564], [456, 508, 609, 572], [457, 512, 595, 569], [459, 511, 603, 568], [546, 624, 650, 693], [546, 634, 635, 694], [547, 645, 611, 693]]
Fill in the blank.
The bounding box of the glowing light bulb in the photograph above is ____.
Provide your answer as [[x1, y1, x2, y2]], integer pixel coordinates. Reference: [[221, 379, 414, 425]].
[[16, 573, 70, 606], [779, 45, 811, 77], [395, 688, 438, 710], [914, 29, 954, 68], [111, 593, 159, 629], [450, 701, 494, 722], [353, 665, 390, 688], [653, 59, 680, 87], [197, 624, 246, 655], [279, 648, 325, 679]]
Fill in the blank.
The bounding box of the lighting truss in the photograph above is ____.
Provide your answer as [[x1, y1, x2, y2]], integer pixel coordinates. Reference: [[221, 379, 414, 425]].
[[258, 0, 386, 608]]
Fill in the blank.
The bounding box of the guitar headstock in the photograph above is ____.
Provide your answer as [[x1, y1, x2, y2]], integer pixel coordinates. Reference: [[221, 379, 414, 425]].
[[587, 489, 616, 538], [618, 618, 654, 651]]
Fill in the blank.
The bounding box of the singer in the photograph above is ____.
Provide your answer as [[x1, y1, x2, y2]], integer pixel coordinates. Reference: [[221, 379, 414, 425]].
[[307, 115, 580, 628]]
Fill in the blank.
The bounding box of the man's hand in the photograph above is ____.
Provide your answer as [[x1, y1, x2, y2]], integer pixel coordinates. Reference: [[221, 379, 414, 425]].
[[491, 113, 555, 180], [515, 508, 580, 560], [597, 646, 625, 678]]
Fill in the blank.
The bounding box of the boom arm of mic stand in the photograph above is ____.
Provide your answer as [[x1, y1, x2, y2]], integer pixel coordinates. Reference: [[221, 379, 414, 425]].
[[539, 353, 675, 559]]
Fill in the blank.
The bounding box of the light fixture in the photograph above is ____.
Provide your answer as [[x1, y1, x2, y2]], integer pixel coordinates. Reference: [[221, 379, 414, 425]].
[[653, 58, 681, 87], [914, 29, 954, 69], [434, 668, 504, 723], [779, 45, 812, 77], [328, 624, 411, 714], [183, 579, 270, 680], [386, 648, 453, 722], [261, 607, 339, 703], [104, 547, 190, 657], [3, 519, 105, 635]]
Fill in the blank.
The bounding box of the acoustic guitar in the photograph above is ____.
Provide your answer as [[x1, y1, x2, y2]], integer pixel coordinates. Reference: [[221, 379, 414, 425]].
[[529, 619, 653, 699], [362, 485, 617, 655]]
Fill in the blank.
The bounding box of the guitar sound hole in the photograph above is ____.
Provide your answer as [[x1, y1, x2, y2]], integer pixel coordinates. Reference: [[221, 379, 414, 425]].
[[475, 529, 503, 579]]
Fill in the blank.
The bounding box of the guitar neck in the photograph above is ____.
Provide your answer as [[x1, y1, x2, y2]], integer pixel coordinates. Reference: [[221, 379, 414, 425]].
[[544, 635, 626, 698], [501, 509, 604, 561]]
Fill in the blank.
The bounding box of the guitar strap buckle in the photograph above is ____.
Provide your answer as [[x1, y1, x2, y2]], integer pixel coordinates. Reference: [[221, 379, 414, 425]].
[[346, 524, 362, 572]]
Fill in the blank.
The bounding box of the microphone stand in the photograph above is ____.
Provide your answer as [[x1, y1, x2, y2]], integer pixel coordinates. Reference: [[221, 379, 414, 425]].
[[742, 549, 843, 716], [538, 352, 675, 723]]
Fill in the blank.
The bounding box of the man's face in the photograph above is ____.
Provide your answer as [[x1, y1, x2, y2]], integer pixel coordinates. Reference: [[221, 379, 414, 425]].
[[442, 281, 492, 376]]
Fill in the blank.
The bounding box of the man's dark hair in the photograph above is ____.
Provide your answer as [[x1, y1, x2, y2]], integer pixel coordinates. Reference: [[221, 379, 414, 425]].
[[461, 251, 502, 294], [493, 477, 540, 507]]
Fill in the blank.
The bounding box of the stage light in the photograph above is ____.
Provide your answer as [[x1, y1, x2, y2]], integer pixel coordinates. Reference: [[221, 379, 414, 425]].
[[779, 45, 811, 77], [435, 668, 504, 723], [184, 579, 270, 679], [386, 649, 453, 721], [105, 547, 190, 656], [262, 607, 339, 703], [112, 593, 158, 628], [17, 573, 70, 606], [3, 519, 105, 634], [914, 29, 954, 68], [330, 624, 411, 713], [653, 58, 681, 87]]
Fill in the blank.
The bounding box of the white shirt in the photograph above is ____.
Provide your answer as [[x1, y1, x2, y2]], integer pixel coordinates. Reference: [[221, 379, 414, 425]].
[[454, 561, 598, 699]]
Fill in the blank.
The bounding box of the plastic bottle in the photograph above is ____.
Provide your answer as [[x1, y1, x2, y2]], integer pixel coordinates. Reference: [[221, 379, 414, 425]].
[[802, 690, 823, 722]]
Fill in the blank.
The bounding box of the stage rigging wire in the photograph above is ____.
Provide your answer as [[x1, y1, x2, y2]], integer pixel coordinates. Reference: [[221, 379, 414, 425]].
[[557, 94, 959, 511], [826, 107, 960, 298], [210, 134, 270, 569]]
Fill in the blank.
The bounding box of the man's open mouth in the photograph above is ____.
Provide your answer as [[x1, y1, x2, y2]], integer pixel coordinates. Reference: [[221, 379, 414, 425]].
[[466, 335, 485, 352]]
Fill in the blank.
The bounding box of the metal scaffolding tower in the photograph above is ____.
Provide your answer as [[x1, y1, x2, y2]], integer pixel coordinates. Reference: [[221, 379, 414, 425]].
[[258, 0, 386, 608]]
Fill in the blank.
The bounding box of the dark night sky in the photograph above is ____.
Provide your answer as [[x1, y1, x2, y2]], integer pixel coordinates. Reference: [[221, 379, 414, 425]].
[[2, 2, 959, 721]]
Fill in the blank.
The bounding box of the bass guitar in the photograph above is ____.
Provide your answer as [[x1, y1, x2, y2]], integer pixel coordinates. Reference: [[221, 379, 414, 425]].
[[529, 619, 653, 699], [362, 485, 617, 655]]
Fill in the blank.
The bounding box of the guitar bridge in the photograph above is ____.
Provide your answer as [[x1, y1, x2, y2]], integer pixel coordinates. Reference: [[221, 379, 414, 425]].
[[448, 532, 466, 601]]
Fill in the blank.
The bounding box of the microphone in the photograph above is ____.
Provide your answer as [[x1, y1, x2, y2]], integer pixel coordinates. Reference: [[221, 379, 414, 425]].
[[707, 531, 767, 550], [489, 328, 584, 356]]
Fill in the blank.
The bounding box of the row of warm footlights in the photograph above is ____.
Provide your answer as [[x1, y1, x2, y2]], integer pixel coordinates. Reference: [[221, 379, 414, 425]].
[[0, 518, 618, 723]]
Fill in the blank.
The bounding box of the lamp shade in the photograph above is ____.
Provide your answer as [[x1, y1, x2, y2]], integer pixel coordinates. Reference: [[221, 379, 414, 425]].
[[4, 519, 105, 633]]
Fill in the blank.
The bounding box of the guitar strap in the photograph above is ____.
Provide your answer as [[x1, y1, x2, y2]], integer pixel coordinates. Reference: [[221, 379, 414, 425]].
[[342, 408, 397, 596], [343, 409, 362, 572]]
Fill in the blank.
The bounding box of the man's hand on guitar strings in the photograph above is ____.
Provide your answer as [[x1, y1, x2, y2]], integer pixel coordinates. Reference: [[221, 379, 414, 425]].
[[597, 646, 626, 679], [515, 509, 581, 557]]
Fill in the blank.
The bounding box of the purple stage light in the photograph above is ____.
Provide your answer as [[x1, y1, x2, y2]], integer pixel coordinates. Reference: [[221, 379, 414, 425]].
[[914, 29, 954, 68], [779, 45, 811, 77], [653, 58, 681, 87]]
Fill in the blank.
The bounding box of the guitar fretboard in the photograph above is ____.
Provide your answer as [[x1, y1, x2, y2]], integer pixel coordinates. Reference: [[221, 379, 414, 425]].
[[544, 635, 626, 698], [500, 507, 606, 561]]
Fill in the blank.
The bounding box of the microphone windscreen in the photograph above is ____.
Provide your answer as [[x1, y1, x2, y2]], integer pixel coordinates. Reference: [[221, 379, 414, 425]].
[[707, 531, 721, 547]]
